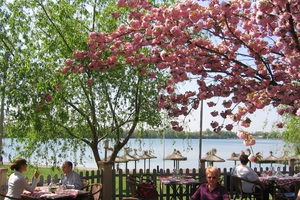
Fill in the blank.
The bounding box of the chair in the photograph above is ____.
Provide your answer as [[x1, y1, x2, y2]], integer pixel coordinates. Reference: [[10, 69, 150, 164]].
[[274, 180, 300, 200], [81, 179, 90, 191], [86, 183, 102, 200], [0, 192, 20, 200], [126, 174, 159, 200], [231, 175, 264, 200]]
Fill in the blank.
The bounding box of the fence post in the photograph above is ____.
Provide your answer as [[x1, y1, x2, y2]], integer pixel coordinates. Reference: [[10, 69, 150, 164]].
[[103, 161, 114, 200], [0, 168, 8, 200]]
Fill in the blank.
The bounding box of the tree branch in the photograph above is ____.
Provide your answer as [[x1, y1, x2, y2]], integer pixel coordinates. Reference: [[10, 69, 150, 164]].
[[37, 1, 73, 53]]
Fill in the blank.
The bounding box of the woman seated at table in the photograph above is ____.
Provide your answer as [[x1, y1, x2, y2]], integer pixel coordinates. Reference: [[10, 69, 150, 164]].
[[190, 166, 229, 200], [5, 158, 40, 200]]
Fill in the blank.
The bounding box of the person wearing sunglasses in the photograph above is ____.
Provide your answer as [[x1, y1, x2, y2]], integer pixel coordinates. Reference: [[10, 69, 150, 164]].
[[190, 166, 230, 200]]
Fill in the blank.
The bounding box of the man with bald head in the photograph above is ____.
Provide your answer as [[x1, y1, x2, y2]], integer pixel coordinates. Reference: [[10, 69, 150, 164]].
[[60, 161, 82, 189]]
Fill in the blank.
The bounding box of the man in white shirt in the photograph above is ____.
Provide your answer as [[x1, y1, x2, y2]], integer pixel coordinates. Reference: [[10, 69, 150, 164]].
[[232, 154, 268, 200], [59, 161, 83, 189]]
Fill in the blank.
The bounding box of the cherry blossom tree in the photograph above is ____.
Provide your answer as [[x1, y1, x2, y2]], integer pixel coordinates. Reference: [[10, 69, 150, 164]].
[[64, 0, 300, 133]]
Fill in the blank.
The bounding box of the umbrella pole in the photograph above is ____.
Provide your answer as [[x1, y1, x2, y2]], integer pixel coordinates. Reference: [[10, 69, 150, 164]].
[[174, 160, 176, 170], [198, 100, 203, 168]]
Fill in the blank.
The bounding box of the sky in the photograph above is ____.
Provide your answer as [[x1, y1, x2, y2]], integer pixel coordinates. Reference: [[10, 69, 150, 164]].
[[182, 103, 280, 133], [175, 80, 282, 134]]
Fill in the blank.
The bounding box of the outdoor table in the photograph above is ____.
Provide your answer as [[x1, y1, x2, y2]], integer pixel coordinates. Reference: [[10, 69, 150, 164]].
[[21, 186, 89, 200], [160, 176, 200, 200], [259, 175, 300, 200]]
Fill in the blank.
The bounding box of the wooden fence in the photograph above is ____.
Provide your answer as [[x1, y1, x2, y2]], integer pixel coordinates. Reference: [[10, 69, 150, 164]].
[[37, 166, 300, 200]]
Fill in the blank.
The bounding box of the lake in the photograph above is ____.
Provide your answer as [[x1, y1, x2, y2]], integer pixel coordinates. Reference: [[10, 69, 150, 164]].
[[2, 138, 286, 170]]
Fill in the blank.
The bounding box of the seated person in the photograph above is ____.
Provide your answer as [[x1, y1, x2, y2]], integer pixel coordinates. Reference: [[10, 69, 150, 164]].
[[59, 161, 82, 189], [232, 154, 268, 200], [190, 166, 229, 200], [5, 158, 40, 200]]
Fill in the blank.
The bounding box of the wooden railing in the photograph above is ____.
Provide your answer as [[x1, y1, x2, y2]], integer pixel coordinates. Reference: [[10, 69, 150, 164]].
[[36, 166, 300, 200]]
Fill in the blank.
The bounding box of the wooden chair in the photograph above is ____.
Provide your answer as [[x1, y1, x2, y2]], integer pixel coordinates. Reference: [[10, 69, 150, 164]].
[[126, 174, 159, 200], [87, 183, 102, 200], [81, 179, 90, 191], [231, 175, 264, 200]]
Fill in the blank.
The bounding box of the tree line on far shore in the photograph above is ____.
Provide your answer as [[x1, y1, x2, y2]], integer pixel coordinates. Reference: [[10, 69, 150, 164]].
[[128, 129, 281, 139]]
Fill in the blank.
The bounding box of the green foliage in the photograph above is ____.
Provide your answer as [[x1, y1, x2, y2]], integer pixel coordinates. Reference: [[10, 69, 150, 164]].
[[282, 116, 300, 143], [1, 0, 174, 167]]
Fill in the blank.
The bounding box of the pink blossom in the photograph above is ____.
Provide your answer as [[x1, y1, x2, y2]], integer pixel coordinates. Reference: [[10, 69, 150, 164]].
[[130, 20, 140, 29], [225, 124, 233, 131], [277, 121, 284, 128], [236, 130, 248, 140], [79, 67, 85, 73], [170, 26, 183, 37], [189, 10, 202, 23], [244, 139, 256, 146], [117, 0, 126, 8], [148, 72, 156, 79], [166, 85, 174, 94], [72, 65, 80, 73], [44, 93, 52, 102], [171, 121, 179, 126], [220, 112, 227, 119], [61, 66, 70, 74], [140, 68, 147, 75], [65, 59, 74, 66], [73, 51, 87, 59], [210, 121, 219, 128], [210, 111, 218, 117], [222, 100, 232, 108], [240, 118, 251, 128], [248, 154, 256, 162], [112, 12, 120, 19], [172, 126, 183, 132], [296, 108, 300, 117], [207, 101, 215, 107], [214, 126, 221, 134]]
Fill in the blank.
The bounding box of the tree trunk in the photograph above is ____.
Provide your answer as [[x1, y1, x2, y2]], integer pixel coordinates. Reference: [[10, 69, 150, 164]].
[[91, 140, 101, 168], [0, 53, 9, 164]]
